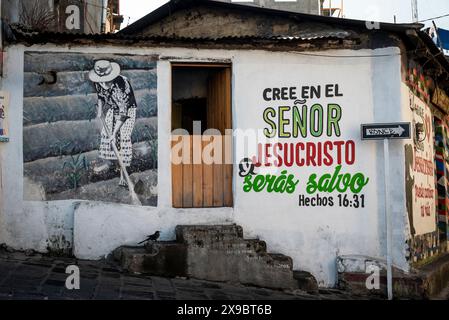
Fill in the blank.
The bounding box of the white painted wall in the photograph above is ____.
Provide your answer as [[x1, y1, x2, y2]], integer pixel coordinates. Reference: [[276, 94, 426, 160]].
[[0, 43, 409, 287], [231, 48, 409, 286]]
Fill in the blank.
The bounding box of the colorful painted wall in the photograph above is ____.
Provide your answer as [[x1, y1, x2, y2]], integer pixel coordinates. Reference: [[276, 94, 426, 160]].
[[403, 61, 440, 263], [23, 52, 158, 206], [435, 118, 449, 247]]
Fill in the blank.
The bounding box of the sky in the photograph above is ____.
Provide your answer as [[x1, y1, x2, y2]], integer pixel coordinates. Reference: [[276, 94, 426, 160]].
[[120, 0, 449, 30]]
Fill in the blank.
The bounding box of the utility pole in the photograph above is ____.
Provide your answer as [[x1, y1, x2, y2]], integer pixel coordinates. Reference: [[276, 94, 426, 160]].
[[411, 0, 419, 23]]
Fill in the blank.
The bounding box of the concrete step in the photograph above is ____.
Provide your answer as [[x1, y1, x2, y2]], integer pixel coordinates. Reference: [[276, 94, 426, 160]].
[[293, 270, 319, 294], [24, 89, 157, 126], [113, 224, 316, 291], [175, 225, 244, 245], [113, 244, 187, 278], [267, 253, 294, 270], [337, 254, 449, 299], [245, 239, 267, 254], [23, 117, 157, 162]]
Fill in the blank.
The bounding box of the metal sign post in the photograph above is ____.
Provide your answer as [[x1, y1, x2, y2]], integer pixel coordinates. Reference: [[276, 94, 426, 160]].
[[362, 122, 412, 300], [383, 138, 393, 300]]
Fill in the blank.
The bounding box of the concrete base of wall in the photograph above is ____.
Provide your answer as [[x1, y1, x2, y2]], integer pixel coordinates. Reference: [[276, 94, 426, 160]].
[[337, 254, 449, 299]]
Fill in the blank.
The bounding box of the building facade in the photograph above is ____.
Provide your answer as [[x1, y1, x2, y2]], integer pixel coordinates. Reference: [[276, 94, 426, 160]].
[[1, 0, 122, 33], [0, 0, 448, 288], [215, 0, 321, 15]]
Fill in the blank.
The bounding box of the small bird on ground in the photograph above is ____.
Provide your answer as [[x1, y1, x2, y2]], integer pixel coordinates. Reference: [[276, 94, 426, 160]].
[[138, 231, 161, 244]]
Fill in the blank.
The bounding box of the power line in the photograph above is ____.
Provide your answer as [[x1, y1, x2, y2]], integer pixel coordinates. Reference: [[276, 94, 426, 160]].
[[292, 47, 434, 59], [418, 13, 449, 23], [293, 52, 401, 58]]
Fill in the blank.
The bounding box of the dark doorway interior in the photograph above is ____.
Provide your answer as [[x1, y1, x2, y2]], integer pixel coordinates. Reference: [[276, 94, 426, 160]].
[[172, 66, 229, 134]]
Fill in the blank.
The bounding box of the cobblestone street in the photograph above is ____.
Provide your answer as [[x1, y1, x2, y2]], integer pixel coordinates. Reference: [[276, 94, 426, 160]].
[[0, 250, 362, 300]]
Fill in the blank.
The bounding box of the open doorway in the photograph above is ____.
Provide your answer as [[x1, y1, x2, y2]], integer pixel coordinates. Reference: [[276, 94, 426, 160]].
[[171, 63, 233, 208]]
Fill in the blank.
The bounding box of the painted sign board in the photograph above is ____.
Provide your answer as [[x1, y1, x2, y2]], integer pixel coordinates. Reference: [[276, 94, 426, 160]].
[[0, 91, 9, 142], [407, 86, 436, 236], [361, 123, 411, 140]]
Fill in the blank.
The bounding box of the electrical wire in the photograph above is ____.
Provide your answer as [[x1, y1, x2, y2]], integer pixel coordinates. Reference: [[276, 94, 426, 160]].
[[289, 47, 434, 59], [418, 13, 449, 23], [292, 51, 401, 58]]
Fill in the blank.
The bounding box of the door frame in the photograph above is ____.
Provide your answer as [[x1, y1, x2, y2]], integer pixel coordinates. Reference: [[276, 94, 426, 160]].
[[170, 62, 233, 208]]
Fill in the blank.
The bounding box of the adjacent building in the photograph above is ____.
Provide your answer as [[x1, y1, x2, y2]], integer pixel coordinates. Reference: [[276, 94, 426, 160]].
[[1, 0, 123, 33], [215, 0, 322, 15]]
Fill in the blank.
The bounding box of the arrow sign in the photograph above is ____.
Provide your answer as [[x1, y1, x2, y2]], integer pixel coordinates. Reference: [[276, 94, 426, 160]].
[[361, 122, 411, 140]]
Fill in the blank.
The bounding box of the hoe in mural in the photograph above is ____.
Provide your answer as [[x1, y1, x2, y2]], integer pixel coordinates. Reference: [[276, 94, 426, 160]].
[[89, 60, 141, 205]]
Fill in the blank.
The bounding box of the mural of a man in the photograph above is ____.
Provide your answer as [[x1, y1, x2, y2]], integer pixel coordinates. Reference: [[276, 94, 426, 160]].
[[89, 60, 137, 188]]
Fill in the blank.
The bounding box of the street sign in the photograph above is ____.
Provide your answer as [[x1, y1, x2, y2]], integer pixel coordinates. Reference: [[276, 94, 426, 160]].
[[361, 121, 412, 301], [361, 122, 411, 140]]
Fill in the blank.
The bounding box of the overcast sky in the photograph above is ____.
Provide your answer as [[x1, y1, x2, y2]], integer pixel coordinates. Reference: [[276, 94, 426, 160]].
[[121, 0, 449, 29]]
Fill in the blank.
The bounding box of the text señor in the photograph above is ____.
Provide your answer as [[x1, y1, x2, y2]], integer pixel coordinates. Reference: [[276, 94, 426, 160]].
[[263, 104, 342, 139]]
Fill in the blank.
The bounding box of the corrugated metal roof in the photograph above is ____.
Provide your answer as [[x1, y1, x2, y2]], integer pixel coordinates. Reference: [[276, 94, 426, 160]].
[[7, 23, 352, 44]]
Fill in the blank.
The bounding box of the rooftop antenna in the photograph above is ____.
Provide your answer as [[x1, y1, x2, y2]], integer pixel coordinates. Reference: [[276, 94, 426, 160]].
[[411, 0, 419, 22]]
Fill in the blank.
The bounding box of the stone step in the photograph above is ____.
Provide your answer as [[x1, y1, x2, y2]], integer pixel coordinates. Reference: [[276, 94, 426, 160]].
[[23, 117, 157, 162], [113, 225, 310, 291], [24, 69, 157, 98], [337, 254, 449, 299], [24, 89, 157, 126], [175, 225, 244, 245], [113, 244, 187, 278], [267, 253, 294, 271], [24, 52, 157, 73], [245, 239, 267, 254], [293, 270, 319, 294], [24, 141, 156, 195]]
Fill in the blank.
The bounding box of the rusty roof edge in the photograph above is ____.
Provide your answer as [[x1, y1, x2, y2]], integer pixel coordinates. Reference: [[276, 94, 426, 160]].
[[415, 30, 449, 74], [7, 23, 356, 43]]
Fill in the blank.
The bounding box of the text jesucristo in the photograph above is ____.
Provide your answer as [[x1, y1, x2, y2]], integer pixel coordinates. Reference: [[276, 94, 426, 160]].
[[242, 84, 370, 199]]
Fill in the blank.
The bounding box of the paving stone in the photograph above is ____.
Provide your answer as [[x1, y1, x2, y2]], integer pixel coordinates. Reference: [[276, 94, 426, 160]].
[[0, 286, 14, 295], [22, 261, 53, 268], [44, 279, 66, 287], [121, 290, 154, 300], [41, 285, 64, 297], [52, 267, 67, 274], [63, 289, 95, 300], [94, 286, 121, 300], [102, 271, 121, 278], [0, 252, 364, 300], [123, 279, 153, 288], [206, 292, 230, 300]]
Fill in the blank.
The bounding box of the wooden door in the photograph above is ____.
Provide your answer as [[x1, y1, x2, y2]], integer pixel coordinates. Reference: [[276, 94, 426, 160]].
[[172, 67, 233, 208]]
